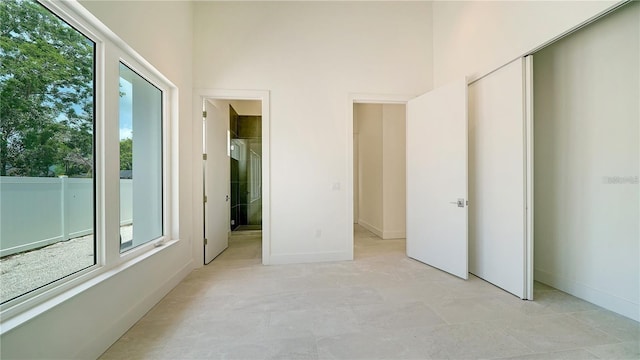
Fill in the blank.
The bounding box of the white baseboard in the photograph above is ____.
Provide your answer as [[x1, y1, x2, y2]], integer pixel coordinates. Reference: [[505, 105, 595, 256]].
[[357, 220, 405, 239], [382, 230, 406, 239], [357, 219, 383, 238], [535, 269, 639, 322], [81, 259, 194, 359]]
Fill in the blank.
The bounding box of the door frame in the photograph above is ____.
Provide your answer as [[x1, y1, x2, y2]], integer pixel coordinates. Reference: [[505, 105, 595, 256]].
[[347, 93, 415, 257], [193, 89, 271, 265], [524, 56, 534, 300]]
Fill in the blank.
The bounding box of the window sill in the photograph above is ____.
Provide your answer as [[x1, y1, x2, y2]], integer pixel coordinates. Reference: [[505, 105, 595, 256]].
[[0, 238, 181, 335]]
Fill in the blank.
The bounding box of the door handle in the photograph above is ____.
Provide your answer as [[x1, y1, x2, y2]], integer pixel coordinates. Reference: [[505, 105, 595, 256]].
[[225, 195, 230, 202], [449, 198, 465, 207]]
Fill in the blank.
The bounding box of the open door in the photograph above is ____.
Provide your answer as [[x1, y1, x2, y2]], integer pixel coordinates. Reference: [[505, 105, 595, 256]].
[[406, 79, 468, 279], [204, 100, 230, 264]]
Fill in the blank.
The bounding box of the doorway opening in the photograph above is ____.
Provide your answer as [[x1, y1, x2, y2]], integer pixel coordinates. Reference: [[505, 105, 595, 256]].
[[228, 102, 262, 232], [351, 98, 409, 259], [199, 90, 270, 266]]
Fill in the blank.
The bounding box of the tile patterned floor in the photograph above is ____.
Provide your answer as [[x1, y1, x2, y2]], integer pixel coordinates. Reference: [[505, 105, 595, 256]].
[[99, 226, 640, 360]]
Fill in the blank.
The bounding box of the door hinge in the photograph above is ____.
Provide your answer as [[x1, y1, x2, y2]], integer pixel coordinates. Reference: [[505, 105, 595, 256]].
[[202, 153, 207, 160], [202, 110, 207, 118], [204, 238, 208, 245], [204, 195, 208, 203]]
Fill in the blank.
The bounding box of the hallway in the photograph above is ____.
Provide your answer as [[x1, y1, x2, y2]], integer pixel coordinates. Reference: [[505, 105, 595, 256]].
[[100, 226, 639, 359]]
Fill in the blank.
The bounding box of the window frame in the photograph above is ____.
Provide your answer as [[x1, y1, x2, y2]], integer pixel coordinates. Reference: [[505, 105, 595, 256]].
[[116, 57, 170, 258], [0, 0, 99, 306], [0, 0, 179, 331]]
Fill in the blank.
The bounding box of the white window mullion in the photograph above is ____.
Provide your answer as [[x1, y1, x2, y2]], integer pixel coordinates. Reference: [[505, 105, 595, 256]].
[[102, 45, 123, 266]]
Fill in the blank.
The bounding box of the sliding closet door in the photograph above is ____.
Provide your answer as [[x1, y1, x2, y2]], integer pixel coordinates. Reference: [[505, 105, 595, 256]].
[[468, 58, 532, 299]]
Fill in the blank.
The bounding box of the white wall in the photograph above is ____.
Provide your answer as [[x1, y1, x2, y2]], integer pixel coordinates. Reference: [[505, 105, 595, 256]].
[[381, 104, 406, 239], [0, 2, 195, 359], [534, 2, 639, 321], [194, 1, 432, 262], [432, 0, 620, 86]]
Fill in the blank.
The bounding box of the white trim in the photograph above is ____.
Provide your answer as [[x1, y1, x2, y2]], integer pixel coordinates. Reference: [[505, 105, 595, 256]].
[[77, 257, 192, 359], [524, 55, 535, 300], [382, 230, 406, 240], [351, 93, 417, 104], [357, 219, 383, 239], [193, 89, 271, 266], [115, 55, 177, 258], [535, 269, 640, 322], [347, 93, 414, 257]]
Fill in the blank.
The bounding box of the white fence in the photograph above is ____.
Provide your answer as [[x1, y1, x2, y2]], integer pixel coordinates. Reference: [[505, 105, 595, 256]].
[[0, 177, 132, 257]]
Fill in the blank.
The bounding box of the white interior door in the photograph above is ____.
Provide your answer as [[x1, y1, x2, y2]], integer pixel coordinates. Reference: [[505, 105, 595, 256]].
[[468, 58, 529, 299], [204, 100, 229, 264], [406, 78, 469, 279]]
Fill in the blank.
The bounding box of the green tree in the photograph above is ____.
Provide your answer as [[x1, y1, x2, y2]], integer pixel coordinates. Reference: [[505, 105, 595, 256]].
[[0, 0, 94, 177], [119, 138, 132, 171]]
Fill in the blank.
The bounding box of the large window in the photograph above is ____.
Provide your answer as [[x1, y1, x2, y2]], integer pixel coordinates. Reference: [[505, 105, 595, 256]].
[[0, 0, 175, 318], [119, 63, 164, 252], [0, 0, 95, 303]]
